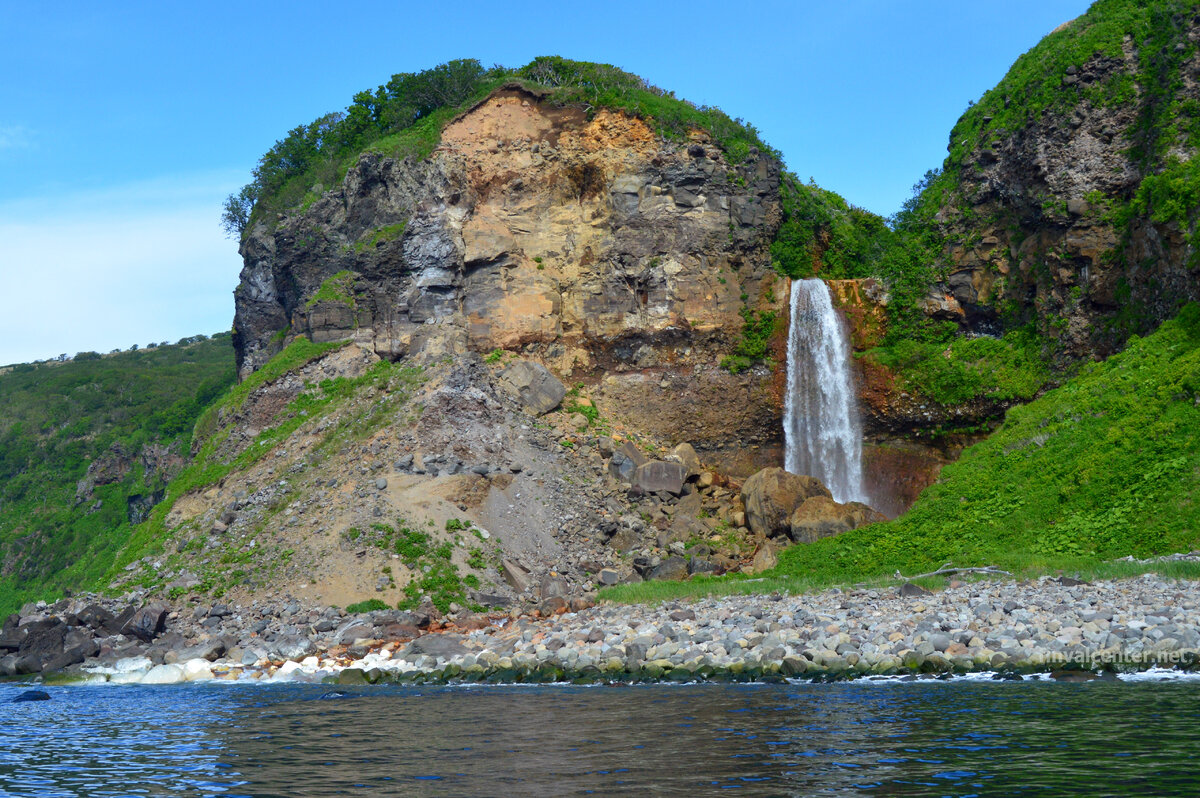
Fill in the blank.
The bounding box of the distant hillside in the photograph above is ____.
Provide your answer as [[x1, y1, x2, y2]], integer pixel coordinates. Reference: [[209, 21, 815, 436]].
[[0, 335, 235, 613]]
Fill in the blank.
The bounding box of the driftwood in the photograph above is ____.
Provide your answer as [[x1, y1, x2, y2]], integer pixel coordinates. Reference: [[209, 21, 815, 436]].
[[895, 562, 1011, 582]]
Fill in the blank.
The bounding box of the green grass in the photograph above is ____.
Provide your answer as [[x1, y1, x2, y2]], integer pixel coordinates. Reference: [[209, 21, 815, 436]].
[[353, 222, 408, 253], [599, 559, 1200, 604], [305, 270, 358, 308], [865, 325, 1053, 408], [346, 599, 389, 613]]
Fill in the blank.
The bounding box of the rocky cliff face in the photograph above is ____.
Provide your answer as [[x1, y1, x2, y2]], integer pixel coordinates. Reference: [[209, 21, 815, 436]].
[[923, 10, 1200, 358], [233, 86, 785, 475]]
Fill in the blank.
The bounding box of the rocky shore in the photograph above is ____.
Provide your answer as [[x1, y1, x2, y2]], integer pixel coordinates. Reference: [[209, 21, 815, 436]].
[[5, 573, 1200, 687]]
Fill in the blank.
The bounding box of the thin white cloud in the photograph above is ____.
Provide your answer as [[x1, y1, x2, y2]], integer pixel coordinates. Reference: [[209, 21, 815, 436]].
[[0, 125, 32, 150], [0, 171, 246, 365]]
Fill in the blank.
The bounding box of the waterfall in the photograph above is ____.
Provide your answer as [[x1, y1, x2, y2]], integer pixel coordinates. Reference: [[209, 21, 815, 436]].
[[783, 278, 868, 505]]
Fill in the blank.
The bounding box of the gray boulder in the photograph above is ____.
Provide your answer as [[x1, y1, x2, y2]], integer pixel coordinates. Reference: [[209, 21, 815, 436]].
[[634, 461, 688, 496], [403, 633, 467, 660], [665, 442, 702, 479], [647, 556, 689, 581], [608, 442, 647, 482], [499, 360, 566, 416]]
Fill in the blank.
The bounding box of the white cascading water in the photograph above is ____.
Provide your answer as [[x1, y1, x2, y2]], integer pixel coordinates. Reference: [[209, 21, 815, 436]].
[[783, 278, 868, 505]]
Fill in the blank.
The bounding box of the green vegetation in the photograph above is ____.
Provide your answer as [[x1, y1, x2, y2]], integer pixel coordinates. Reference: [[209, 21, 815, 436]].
[[305, 270, 358, 308], [720, 307, 779, 374], [115, 340, 425, 601], [0, 335, 236, 614], [771, 175, 890, 281], [604, 302, 1200, 602], [346, 599, 389, 613], [224, 57, 773, 237], [783, 302, 1200, 580], [600, 558, 1200, 604], [866, 325, 1051, 407], [354, 222, 408, 253]]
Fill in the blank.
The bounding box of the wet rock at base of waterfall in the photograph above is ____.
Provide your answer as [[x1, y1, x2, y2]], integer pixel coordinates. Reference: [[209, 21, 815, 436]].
[[665, 443, 702, 480], [499, 360, 566, 416], [787, 496, 855, 543], [633, 461, 688, 496], [607, 442, 647, 483], [741, 468, 832, 538]]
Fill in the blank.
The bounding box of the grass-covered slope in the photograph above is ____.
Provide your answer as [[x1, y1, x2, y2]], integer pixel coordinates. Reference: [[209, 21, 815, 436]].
[[0, 336, 235, 613], [777, 302, 1200, 581]]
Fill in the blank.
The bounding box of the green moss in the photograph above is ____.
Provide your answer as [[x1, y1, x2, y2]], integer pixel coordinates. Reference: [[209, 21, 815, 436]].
[[305, 270, 357, 309], [354, 221, 408, 253]]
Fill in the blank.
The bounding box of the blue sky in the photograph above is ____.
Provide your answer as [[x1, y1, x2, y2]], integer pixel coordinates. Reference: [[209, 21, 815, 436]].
[[0, 0, 1093, 365]]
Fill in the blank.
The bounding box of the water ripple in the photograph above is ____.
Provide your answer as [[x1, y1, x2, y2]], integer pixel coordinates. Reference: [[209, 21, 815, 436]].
[[1, 680, 1198, 796]]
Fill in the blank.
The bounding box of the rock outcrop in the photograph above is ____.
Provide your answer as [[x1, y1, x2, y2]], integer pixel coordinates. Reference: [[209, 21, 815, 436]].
[[918, 8, 1200, 359], [232, 86, 786, 475]]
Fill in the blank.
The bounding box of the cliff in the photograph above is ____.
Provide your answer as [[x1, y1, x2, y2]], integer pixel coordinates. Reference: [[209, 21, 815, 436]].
[[233, 83, 787, 475], [910, 0, 1200, 358]]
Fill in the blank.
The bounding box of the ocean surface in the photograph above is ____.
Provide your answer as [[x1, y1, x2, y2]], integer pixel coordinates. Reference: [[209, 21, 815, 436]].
[[2, 676, 1198, 796]]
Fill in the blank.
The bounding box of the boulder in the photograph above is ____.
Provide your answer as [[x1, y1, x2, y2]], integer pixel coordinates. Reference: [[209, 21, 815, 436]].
[[607, 441, 647, 482], [746, 543, 778, 574], [597, 568, 621, 586], [11, 690, 51, 702], [404, 633, 467, 660], [605, 526, 640, 553], [789, 497, 887, 543], [122, 603, 169, 643], [539, 575, 570, 600], [665, 442, 702, 479], [787, 496, 855, 543], [499, 360, 566, 416], [634, 460, 688, 496], [140, 664, 185, 685], [500, 558, 531, 593], [740, 468, 832, 538], [646, 556, 689, 581]]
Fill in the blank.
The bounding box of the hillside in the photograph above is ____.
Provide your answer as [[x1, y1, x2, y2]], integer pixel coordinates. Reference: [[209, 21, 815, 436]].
[[773, 301, 1200, 581], [892, 0, 1200, 360], [0, 336, 235, 613]]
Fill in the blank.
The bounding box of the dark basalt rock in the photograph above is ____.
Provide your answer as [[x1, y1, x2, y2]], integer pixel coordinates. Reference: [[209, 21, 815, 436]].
[[11, 690, 51, 703]]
